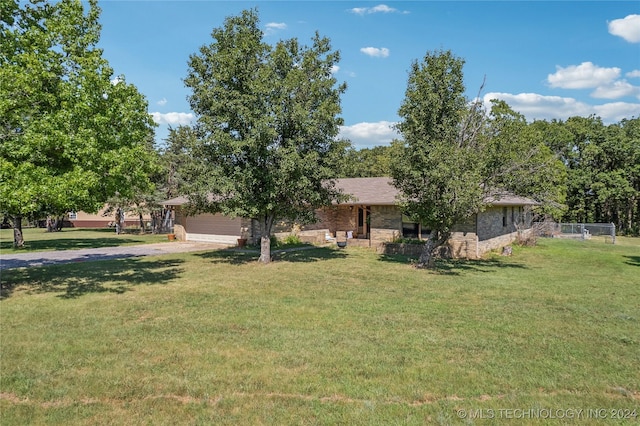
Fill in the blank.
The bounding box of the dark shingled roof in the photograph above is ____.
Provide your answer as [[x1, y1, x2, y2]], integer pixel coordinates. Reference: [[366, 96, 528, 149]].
[[163, 195, 190, 206], [334, 178, 538, 206], [334, 177, 399, 205], [485, 193, 539, 206], [163, 177, 538, 207]]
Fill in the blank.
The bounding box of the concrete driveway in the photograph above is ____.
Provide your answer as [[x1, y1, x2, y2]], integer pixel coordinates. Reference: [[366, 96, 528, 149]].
[[0, 242, 231, 271]]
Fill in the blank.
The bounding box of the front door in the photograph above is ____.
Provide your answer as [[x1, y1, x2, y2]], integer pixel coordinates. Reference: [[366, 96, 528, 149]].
[[358, 206, 371, 238]]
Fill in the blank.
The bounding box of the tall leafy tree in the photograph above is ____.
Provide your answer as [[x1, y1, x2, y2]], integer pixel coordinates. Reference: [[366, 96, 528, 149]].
[[392, 50, 487, 267], [392, 50, 566, 267], [617, 117, 640, 234], [184, 9, 347, 263], [0, 0, 157, 247], [484, 100, 567, 218]]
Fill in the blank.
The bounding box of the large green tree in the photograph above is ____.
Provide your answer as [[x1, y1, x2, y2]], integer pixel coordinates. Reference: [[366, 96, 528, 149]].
[[392, 50, 566, 267], [535, 116, 640, 234], [338, 144, 401, 178], [483, 100, 567, 218], [183, 9, 347, 263], [0, 0, 157, 247], [392, 50, 486, 267]]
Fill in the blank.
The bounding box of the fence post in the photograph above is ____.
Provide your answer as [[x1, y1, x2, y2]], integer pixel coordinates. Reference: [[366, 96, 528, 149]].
[[611, 222, 616, 245]]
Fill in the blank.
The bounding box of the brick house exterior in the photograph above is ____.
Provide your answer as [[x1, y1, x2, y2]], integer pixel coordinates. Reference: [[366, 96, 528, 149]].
[[294, 177, 536, 259], [164, 177, 537, 259]]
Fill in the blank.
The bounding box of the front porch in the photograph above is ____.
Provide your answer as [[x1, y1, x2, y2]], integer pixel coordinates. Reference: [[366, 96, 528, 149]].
[[295, 204, 403, 248]]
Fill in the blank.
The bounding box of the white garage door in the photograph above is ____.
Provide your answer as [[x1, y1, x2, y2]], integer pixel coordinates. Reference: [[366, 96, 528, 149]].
[[185, 213, 242, 244]]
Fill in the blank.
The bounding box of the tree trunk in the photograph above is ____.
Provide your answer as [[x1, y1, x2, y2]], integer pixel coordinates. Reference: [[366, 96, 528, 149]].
[[13, 215, 24, 248], [417, 238, 436, 268], [115, 207, 123, 234], [46, 216, 54, 232], [162, 209, 172, 233], [55, 216, 64, 231], [139, 213, 144, 234], [258, 214, 275, 264], [417, 230, 450, 269]]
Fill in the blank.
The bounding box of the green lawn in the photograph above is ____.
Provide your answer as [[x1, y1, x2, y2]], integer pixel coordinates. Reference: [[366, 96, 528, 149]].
[[0, 227, 170, 254], [1, 238, 638, 425]]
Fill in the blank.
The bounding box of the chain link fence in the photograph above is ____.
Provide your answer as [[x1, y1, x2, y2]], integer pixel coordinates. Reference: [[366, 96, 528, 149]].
[[534, 222, 616, 244]]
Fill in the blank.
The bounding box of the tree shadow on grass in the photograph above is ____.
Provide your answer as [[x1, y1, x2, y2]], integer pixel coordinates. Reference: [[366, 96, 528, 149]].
[[0, 257, 184, 300], [624, 256, 640, 267], [196, 246, 347, 265], [0, 228, 163, 253], [273, 246, 348, 263], [378, 253, 528, 275]]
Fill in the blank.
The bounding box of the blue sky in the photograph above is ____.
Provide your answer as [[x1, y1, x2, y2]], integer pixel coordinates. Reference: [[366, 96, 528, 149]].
[[95, 1, 640, 149]]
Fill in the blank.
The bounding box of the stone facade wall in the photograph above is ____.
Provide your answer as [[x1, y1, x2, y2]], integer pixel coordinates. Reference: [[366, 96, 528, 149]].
[[444, 215, 478, 259], [473, 206, 534, 256], [370, 205, 402, 231], [477, 228, 533, 256], [297, 229, 331, 244], [448, 231, 479, 259], [334, 206, 357, 235], [477, 206, 520, 241], [370, 228, 400, 245], [300, 206, 356, 237]]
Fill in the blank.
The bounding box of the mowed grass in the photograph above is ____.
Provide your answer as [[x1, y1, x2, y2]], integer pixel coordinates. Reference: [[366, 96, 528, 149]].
[[0, 227, 169, 254], [1, 238, 638, 425]]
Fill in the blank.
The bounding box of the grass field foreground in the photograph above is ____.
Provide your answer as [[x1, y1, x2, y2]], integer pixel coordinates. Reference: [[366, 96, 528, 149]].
[[1, 237, 639, 424]]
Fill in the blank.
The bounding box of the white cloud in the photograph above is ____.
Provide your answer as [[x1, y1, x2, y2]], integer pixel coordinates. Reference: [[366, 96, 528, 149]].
[[339, 121, 400, 148], [110, 76, 123, 85], [608, 14, 640, 43], [349, 4, 397, 15], [547, 62, 640, 100], [591, 80, 640, 100], [331, 65, 340, 74], [150, 112, 194, 126], [548, 62, 620, 89], [157, 98, 168, 106], [592, 102, 640, 122], [265, 22, 287, 35], [360, 47, 390, 58], [370, 4, 396, 13], [483, 92, 640, 124]]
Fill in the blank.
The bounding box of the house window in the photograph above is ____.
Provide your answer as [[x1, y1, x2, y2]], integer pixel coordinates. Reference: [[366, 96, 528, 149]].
[[502, 207, 508, 227], [402, 215, 430, 239], [68, 211, 77, 220], [402, 222, 419, 238]]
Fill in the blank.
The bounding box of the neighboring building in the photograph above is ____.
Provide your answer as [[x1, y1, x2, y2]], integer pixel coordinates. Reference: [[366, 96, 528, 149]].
[[68, 206, 150, 229], [163, 177, 537, 259]]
